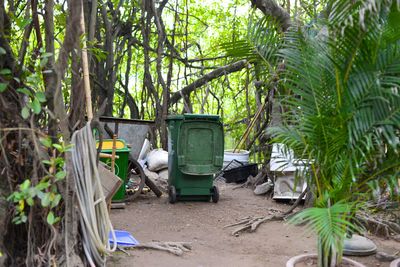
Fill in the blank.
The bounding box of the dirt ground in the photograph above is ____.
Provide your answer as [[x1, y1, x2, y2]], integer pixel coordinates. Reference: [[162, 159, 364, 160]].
[[109, 181, 400, 267]]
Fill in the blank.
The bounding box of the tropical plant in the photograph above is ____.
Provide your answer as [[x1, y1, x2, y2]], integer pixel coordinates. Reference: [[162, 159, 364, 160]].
[[272, 1, 400, 266]]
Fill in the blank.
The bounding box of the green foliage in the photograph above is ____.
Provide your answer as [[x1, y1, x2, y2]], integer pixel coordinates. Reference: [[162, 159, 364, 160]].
[[289, 200, 357, 266], [220, 13, 283, 74], [0, 45, 10, 93], [0, 83, 7, 92], [270, 1, 400, 266], [16, 87, 47, 119], [275, 4, 400, 201], [7, 138, 71, 225]]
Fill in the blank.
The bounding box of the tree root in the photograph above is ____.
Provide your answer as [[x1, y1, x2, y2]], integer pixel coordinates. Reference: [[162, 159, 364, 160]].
[[230, 214, 286, 236], [356, 211, 400, 239], [225, 187, 309, 236], [127, 242, 192, 256]]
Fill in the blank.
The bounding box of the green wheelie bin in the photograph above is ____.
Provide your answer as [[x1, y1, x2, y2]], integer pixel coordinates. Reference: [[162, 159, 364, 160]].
[[166, 114, 224, 203]]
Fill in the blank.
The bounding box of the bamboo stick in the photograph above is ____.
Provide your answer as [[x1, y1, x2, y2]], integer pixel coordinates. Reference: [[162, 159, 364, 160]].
[[111, 135, 117, 173], [233, 100, 267, 153], [79, 1, 93, 121]]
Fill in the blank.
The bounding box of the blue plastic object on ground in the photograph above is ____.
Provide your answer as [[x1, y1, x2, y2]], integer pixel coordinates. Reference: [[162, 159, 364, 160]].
[[109, 230, 139, 247]]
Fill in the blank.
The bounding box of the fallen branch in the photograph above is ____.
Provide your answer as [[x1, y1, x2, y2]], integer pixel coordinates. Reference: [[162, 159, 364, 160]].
[[227, 214, 285, 236], [127, 242, 192, 256], [225, 188, 309, 236]]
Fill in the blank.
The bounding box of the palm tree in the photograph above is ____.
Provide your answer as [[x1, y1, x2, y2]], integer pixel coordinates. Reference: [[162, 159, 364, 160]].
[[273, 1, 400, 266]]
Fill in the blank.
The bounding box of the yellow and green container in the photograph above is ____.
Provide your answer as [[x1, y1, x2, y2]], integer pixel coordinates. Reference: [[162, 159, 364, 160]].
[[166, 114, 224, 203], [97, 139, 130, 201]]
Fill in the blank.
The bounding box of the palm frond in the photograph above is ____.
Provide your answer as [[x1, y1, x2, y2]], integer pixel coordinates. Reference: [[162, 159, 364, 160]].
[[289, 200, 359, 265], [220, 14, 283, 73]]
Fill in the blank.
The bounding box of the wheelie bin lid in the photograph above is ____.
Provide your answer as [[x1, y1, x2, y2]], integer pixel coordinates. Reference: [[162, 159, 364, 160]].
[[177, 120, 224, 175], [166, 114, 220, 121], [96, 139, 131, 153]]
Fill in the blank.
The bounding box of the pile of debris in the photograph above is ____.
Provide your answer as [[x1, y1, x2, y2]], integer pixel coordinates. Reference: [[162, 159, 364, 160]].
[[138, 140, 169, 192]]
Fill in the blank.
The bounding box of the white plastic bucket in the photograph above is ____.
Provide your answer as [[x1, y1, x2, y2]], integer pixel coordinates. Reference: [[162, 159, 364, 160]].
[[223, 149, 250, 167]]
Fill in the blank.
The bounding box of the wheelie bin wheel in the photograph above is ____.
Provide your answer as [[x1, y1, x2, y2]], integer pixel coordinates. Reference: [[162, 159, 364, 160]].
[[211, 186, 219, 203], [169, 186, 177, 204], [125, 158, 146, 202]]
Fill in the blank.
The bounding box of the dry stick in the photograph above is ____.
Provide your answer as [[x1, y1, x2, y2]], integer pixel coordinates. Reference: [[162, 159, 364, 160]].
[[223, 216, 263, 228], [79, 3, 93, 121], [127, 242, 192, 256], [225, 187, 309, 236], [111, 134, 117, 173], [233, 99, 267, 153]]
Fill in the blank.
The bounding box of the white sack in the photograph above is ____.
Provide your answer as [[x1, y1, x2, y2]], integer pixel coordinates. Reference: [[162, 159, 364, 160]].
[[147, 149, 168, 172]]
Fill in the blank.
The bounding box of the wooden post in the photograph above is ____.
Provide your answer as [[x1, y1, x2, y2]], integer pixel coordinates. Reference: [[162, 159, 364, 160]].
[[111, 135, 117, 173]]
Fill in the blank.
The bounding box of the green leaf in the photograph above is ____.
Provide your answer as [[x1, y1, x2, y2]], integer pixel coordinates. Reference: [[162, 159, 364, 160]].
[[55, 157, 65, 166], [51, 194, 62, 208], [55, 170, 66, 181], [36, 190, 45, 200], [7, 192, 18, 201], [28, 187, 37, 198], [17, 88, 32, 97], [35, 181, 50, 191], [41, 193, 51, 207], [40, 57, 48, 68], [47, 211, 55, 225], [21, 214, 28, 223], [26, 197, 34, 206], [0, 68, 11, 75], [21, 106, 30, 119], [40, 137, 52, 148], [32, 98, 41, 114], [12, 217, 21, 224], [19, 18, 31, 29], [64, 144, 74, 151], [0, 83, 7, 92], [41, 52, 53, 58], [52, 144, 63, 152], [0, 47, 6, 55], [20, 180, 31, 191], [54, 216, 60, 224], [35, 92, 46, 102], [42, 160, 52, 165], [12, 214, 27, 225], [15, 17, 32, 29], [20, 214, 27, 223]]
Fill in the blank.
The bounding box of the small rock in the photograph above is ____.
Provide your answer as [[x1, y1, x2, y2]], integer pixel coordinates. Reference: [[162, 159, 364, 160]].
[[375, 251, 397, 262], [253, 180, 273, 195], [158, 169, 168, 180]]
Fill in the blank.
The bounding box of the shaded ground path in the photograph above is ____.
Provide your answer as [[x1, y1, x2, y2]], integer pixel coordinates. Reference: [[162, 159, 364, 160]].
[[110, 181, 399, 267]]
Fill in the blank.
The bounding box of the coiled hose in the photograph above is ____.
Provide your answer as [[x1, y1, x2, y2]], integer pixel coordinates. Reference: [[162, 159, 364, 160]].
[[71, 123, 117, 266]]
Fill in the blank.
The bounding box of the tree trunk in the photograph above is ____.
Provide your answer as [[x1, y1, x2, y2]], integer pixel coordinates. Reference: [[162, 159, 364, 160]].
[[170, 60, 248, 106]]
